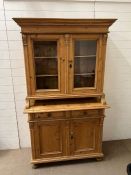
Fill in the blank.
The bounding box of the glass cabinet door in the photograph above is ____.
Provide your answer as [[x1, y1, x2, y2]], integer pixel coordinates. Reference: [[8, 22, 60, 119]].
[[29, 35, 65, 95], [69, 35, 101, 94], [34, 41, 58, 90]]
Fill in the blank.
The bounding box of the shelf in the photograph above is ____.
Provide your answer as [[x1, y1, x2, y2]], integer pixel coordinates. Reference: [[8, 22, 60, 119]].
[[35, 56, 95, 59], [36, 74, 58, 77], [34, 57, 57, 59], [75, 73, 95, 76], [74, 55, 96, 58], [24, 102, 109, 114]]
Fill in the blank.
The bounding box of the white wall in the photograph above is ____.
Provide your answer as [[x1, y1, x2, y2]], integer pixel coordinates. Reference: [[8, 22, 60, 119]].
[[0, 0, 131, 149]]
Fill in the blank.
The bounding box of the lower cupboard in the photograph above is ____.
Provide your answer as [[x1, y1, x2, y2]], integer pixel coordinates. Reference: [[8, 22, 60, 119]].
[[28, 109, 105, 164]]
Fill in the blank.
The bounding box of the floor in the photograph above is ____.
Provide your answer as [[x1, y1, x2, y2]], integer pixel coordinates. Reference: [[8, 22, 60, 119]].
[[0, 140, 131, 175]]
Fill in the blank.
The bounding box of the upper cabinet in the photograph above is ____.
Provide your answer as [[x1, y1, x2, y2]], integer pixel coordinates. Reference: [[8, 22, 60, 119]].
[[13, 18, 116, 99]]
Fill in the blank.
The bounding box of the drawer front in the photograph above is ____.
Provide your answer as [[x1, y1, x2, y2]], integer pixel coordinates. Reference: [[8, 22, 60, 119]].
[[34, 111, 66, 120], [71, 109, 101, 118]]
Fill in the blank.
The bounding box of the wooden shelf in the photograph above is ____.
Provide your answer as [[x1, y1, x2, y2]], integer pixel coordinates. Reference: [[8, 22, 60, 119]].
[[75, 55, 96, 58], [75, 73, 95, 76], [24, 102, 109, 113], [36, 74, 58, 77], [34, 56, 57, 59]]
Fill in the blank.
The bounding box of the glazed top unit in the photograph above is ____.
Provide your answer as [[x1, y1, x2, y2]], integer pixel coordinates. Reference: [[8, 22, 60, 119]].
[[13, 18, 116, 100]]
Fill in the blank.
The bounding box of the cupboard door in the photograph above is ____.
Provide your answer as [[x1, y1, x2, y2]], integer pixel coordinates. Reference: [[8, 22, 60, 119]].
[[70, 118, 102, 156], [68, 34, 103, 95], [35, 120, 67, 159], [28, 35, 65, 96]]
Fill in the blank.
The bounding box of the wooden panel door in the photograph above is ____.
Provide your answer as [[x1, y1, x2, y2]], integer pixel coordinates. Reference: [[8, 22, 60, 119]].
[[35, 120, 68, 159], [70, 118, 102, 156], [68, 34, 104, 95], [28, 34, 66, 96]]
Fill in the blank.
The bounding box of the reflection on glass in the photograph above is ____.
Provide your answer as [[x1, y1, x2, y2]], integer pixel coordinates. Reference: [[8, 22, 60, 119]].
[[74, 40, 97, 88], [33, 41, 58, 90], [34, 41, 57, 57], [36, 77, 58, 89], [35, 59, 58, 75]]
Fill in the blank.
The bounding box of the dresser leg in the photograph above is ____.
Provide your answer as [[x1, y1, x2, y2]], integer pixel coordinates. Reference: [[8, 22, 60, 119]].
[[32, 164, 39, 169], [96, 157, 103, 161]]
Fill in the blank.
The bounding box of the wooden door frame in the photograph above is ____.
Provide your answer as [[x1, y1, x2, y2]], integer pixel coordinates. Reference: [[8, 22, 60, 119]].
[[68, 34, 104, 95], [27, 34, 66, 96]]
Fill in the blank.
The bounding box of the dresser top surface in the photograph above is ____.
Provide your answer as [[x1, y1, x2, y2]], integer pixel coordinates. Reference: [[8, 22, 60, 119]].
[[24, 101, 109, 114]]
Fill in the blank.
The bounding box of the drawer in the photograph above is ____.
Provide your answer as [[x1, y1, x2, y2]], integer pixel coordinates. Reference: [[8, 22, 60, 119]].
[[34, 111, 66, 120], [71, 109, 100, 118]]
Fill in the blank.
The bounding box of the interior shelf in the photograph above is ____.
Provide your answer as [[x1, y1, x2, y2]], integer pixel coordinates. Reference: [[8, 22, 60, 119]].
[[34, 57, 57, 59], [74, 55, 96, 58], [75, 73, 95, 76], [36, 74, 58, 77]]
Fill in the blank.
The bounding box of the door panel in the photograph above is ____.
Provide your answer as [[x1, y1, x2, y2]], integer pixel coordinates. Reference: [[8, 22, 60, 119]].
[[70, 118, 102, 156], [68, 34, 102, 95], [35, 120, 67, 159], [28, 35, 66, 96]]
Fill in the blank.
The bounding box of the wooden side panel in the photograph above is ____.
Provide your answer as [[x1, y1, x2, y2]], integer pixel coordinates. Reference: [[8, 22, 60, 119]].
[[98, 34, 108, 92], [70, 117, 103, 156], [22, 34, 32, 95], [28, 114, 38, 160]]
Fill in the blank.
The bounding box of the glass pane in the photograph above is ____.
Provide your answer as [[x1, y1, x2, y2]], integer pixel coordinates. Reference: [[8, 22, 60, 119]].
[[34, 41, 57, 57], [36, 77, 58, 89], [74, 40, 97, 88], [33, 41, 58, 90]]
